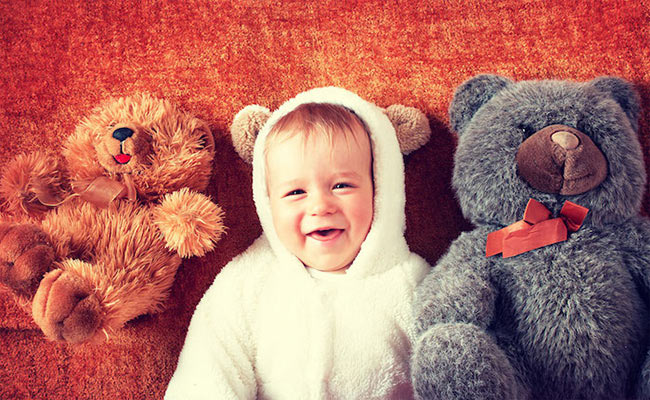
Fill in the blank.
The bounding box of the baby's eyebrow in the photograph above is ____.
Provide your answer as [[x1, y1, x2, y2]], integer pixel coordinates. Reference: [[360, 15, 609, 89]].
[[332, 171, 363, 180], [274, 178, 303, 189]]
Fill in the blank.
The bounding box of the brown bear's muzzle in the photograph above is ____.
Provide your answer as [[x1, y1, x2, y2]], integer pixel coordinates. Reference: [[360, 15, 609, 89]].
[[96, 124, 153, 173], [516, 124, 608, 195]]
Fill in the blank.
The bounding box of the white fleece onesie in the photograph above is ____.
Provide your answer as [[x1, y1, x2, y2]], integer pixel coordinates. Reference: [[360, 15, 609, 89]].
[[165, 87, 430, 400]]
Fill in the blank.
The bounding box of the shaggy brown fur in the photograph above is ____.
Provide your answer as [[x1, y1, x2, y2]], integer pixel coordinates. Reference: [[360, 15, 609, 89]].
[[0, 94, 225, 344]]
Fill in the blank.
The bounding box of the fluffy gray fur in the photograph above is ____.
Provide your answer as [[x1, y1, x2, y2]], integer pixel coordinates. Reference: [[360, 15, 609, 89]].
[[412, 75, 650, 400]]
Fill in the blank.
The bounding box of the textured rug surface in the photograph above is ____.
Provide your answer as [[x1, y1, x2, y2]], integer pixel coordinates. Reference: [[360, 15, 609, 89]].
[[1, 1, 648, 398]]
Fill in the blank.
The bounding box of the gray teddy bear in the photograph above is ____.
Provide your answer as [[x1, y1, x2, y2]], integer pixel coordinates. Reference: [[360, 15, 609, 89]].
[[411, 74, 650, 399]]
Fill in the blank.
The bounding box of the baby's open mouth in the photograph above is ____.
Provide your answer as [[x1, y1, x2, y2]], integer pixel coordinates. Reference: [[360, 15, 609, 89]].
[[307, 228, 343, 241]]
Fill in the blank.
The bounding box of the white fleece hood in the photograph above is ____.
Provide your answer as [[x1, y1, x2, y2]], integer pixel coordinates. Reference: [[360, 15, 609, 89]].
[[250, 86, 410, 279]]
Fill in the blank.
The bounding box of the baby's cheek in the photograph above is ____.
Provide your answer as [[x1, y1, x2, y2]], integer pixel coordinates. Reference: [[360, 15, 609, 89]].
[[354, 203, 374, 235], [273, 207, 303, 244]]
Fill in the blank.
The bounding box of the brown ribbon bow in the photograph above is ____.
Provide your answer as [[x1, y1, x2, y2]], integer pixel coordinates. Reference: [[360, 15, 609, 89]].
[[72, 174, 137, 208], [486, 199, 589, 258], [35, 174, 137, 210]]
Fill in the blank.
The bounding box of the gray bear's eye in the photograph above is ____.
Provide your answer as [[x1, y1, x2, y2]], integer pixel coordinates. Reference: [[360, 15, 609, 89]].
[[518, 124, 536, 137]]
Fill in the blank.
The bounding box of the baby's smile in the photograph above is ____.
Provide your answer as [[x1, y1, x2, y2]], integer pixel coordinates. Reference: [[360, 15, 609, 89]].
[[306, 228, 344, 242]]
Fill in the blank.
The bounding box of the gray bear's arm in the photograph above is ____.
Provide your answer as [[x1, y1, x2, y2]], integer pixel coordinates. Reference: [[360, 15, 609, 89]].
[[414, 229, 498, 336], [622, 217, 650, 300], [622, 217, 650, 400]]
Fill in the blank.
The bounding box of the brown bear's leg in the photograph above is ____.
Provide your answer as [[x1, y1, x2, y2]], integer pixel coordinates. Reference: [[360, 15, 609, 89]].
[[0, 223, 54, 301], [32, 266, 102, 344], [32, 252, 181, 344], [34, 201, 183, 343]]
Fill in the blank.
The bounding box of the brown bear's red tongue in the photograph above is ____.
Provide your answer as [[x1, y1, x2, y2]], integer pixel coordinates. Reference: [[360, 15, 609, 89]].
[[114, 154, 132, 164]]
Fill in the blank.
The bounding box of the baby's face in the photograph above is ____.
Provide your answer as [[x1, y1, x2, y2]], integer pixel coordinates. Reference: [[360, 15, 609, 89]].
[[266, 129, 373, 273]]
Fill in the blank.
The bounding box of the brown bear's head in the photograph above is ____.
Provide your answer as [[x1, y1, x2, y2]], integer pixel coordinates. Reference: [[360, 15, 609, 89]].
[[64, 94, 215, 203]]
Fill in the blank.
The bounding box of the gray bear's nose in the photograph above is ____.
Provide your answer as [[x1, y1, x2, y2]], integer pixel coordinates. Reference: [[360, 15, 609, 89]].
[[112, 127, 134, 141], [551, 130, 580, 150], [517, 124, 607, 195]]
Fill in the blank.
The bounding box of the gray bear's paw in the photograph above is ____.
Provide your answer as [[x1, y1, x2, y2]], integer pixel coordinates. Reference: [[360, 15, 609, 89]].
[[411, 322, 524, 400]]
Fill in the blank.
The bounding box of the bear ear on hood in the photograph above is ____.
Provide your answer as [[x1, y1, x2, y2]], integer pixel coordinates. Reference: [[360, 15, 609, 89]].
[[449, 74, 512, 134], [383, 104, 431, 155], [588, 76, 641, 132], [230, 105, 272, 164]]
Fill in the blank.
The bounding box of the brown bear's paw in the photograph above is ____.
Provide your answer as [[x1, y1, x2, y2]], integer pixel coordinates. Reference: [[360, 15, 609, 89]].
[[0, 223, 54, 299], [153, 189, 226, 257], [0, 152, 67, 216], [32, 269, 103, 344]]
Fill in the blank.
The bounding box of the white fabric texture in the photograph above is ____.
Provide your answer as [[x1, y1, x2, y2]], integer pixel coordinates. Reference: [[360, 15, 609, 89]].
[[165, 87, 430, 399]]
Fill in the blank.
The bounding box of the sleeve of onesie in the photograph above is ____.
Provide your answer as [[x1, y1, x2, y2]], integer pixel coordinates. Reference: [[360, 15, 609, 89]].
[[164, 258, 257, 400]]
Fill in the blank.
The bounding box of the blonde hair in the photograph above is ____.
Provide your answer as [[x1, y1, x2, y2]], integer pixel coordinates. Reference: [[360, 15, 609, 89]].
[[264, 103, 371, 156]]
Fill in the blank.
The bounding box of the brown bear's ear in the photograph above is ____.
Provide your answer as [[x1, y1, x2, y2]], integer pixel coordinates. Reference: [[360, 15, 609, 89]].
[[384, 105, 431, 155], [230, 105, 271, 164]]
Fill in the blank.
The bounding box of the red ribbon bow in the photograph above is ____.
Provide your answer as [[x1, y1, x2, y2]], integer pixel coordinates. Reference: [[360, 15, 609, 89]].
[[486, 199, 589, 258]]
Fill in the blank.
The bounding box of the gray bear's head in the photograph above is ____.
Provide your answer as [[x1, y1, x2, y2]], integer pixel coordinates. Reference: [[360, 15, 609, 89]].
[[449, 74, 645, 228]]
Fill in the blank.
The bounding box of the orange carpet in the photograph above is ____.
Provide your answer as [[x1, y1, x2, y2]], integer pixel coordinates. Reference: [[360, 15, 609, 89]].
[[1, 0, 648, 398]]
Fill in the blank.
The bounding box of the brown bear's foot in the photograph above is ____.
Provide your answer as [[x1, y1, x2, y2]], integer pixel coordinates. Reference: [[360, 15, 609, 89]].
[[32, 269, 103, 344], [0, 223, 54, 299]]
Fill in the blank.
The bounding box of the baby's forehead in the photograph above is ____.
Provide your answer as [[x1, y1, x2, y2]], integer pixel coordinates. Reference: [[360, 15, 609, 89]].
[[265, 102, 370, 147], [264, 123, 373, 186], [265, 125, 371, 162]]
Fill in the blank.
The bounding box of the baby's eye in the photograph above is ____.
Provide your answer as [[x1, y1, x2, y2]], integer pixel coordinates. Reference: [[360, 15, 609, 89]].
[[333, 183, 352, 190], [284, 189, 305, 197]]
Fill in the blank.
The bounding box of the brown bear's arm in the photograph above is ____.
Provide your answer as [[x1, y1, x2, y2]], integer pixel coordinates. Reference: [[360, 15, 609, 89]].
[[151, 189, 225, 258], [0, 152, 70, 217]]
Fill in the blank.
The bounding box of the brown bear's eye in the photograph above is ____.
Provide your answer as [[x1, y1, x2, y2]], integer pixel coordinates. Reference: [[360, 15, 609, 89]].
[[198, 134, 212, 150]]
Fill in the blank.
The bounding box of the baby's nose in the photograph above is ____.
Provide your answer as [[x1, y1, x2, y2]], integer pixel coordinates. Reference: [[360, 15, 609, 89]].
[[309, 193, 336, 216]]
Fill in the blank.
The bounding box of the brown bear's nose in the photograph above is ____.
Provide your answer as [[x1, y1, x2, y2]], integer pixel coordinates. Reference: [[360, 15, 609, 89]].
[[551, 130, 580, 150], [112, 127, 134, 142]]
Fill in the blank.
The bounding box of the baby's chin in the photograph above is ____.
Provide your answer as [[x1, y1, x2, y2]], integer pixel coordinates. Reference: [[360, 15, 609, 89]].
[[306, 264, 349, 274], [301, 254, 356, 274], [289, 237, 364, 274]]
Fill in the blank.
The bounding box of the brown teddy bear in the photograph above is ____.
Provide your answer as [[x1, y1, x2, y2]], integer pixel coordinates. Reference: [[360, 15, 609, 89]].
[[0, 94, 225, 344]]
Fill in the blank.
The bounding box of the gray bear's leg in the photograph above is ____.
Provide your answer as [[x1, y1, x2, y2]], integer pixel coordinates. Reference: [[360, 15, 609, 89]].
[[636, 353, 650, 400], [412, 322, 526, 400]]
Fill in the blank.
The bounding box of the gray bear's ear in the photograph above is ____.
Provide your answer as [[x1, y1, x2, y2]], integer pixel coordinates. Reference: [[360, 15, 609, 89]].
[[383, 104, 431, 155], [449, 74, 512, 134], [588, 76, 641, 132], [230, 105, 271, 164]]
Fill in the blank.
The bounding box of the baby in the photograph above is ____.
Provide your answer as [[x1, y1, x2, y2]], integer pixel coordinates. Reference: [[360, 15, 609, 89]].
[[165, 87, 430, 399]]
